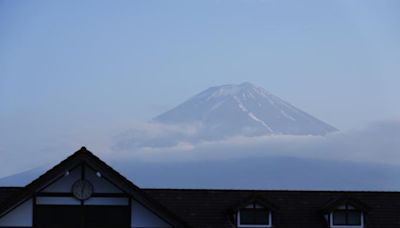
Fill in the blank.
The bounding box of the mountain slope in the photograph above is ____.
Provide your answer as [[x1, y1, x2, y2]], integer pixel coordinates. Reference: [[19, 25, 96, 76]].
[[153, 82, 337, 139]]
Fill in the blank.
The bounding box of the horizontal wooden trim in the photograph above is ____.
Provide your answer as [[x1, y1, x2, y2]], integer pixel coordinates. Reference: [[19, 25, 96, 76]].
[[35, 204, 130, 208], [36, 192, 129, 197]]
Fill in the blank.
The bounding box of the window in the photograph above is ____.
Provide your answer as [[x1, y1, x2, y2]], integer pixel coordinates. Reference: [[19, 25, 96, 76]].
[[35, 205, 130, 228], [330, 204, 364, 228], [237, 203, 272, 227], [36, 205, 81, 228], [84, 205, 130, 228]]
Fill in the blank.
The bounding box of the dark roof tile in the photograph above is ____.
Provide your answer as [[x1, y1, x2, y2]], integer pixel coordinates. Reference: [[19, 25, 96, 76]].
[[144, 188, 400, 228]]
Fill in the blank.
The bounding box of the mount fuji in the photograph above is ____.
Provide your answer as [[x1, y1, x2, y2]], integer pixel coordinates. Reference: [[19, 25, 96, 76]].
[[153, 82, 337, 140]]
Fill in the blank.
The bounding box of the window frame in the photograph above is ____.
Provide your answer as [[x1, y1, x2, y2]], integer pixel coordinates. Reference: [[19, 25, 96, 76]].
[[329, 204, 364, 228], [236, 203, 272, 228]]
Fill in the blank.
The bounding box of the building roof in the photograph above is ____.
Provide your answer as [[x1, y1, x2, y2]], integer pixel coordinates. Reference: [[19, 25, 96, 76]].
[[0, 147, 189, 227], [2, 148, 400, 227], [144, 188, 400, 228]]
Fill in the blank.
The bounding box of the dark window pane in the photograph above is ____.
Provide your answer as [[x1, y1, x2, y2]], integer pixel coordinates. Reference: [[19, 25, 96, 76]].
[[253, 210, 269, 224], [36, 205, 81, 228], [35, 205, 130, 228], [240, 209, 269, 225], [240, 210, 255, 224], [333, 211, 347, 225], [84, 205, 130, 228], [347, 211, 362, 225]]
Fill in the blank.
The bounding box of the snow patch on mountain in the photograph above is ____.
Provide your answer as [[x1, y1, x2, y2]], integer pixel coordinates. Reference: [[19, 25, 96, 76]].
[[153, 82, 337, 140]]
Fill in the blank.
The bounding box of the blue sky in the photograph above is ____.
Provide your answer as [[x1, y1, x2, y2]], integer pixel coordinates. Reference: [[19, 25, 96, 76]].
[[1, 0, 400, 178]]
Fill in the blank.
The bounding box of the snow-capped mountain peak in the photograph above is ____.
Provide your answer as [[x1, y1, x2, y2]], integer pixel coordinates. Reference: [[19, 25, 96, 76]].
[[153, 83, 337, 139], [196, 82, 270, 100]]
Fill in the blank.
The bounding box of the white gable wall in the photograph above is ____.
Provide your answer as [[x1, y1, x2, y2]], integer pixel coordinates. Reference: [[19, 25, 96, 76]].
[[85, 167, 122, 193], [42, 166, 81, 192], [132, 200, 171, 228], [0, 199, 32, 227], [41, 165, 122, 194]]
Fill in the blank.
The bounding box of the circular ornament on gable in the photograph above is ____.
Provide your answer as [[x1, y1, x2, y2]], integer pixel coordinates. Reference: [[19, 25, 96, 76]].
[[72, 179, 94, 200]]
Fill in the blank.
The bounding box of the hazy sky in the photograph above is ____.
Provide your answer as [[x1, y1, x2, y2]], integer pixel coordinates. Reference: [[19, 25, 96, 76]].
[[1, 0, 400, 177], [2, 0, 400, 127]]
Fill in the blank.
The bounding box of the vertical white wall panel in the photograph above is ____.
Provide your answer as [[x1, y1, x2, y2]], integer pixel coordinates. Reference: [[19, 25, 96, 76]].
[[0, 199, 32, 227], [131, 200, 171, 228]]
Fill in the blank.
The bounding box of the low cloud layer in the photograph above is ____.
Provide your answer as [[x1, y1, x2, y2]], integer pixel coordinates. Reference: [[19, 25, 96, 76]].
[[2, 120, 400, 190], [112, 120, 400, 165]]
